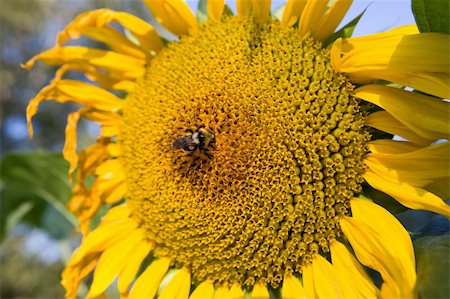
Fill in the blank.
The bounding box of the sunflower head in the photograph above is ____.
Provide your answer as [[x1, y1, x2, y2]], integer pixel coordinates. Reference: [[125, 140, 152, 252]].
[[123, 16, 371, 288], [25, 0, 449, 298]]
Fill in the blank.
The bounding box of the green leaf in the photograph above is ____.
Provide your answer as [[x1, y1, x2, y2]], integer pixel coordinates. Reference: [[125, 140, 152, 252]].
[[5, 202, 34, 233], [0, 152, 76, 240], [412, 0, 449, 34], [42, 204, 74, 240], [414, 235, 450, 298], [323, 8, 366, 47]]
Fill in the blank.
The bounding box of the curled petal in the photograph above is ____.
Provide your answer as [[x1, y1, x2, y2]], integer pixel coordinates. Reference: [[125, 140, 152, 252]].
[[365, 142, 449, 187], [341, 198, 416, 298], [143, 0, 198, 37], [365, 111, 434, 145], [354, 84, 449, 141], [364, 170, 450, 217], [333, 31, 450, 98], [56, 8, 163, 53]]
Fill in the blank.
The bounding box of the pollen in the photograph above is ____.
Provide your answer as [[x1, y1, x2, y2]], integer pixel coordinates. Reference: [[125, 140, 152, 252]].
[[121, 17, 370, 289]]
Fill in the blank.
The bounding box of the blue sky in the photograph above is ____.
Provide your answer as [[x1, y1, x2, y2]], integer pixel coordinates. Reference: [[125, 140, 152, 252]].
[[338, 0, 416, 36], [186, 0, 416, 36]]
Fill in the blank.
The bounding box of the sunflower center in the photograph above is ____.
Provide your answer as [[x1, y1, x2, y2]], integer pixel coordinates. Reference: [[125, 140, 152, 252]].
[[121, 17, 369, 288]]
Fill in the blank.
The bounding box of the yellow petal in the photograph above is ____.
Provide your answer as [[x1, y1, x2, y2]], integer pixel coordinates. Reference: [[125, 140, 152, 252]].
[[143, 0, 198, 37], [330, 241, 379, 298], [330, 37, 342, 70], [63, 111, 120, 183], [208, 0, 225, 22], [365, 111, 434, 145], [26, 79, 122, 139], [43, 62, 136, 93], [341, 33, 449, 73], [95, 159, 124, 178], [94, 159, 126, 204], [87, 229, 144, 298], [354, 85, 449, 140], [228, 283, 244, 298], [336, 32, 450, 98], [159, 268, 191, 299], [189, 280, 214, 299], [63, 109, 83, 178], [71, 218, 137, 265], [62, 214, 136, 297], [106, 143, 122, 157], [337, 25, 419, 54], [282, 0, 307, 27], [252, 0, 271, 24], [111, 11, 164, 52], [67, 142, 108, 213], [384, 24, 419, 35], [56, 60, 131, 90], [81, 27, 146, 59], [69, 180, 105, 234], [342, 26, 428, 53], [56, 9, 163, 53], [340, 198, 417, 298], [368, 140, 422, 154], [62, 254, 99, 299], [213, 285, 229, 299], [301, 262, 316, 299], [83, 109, 123, 138], [118, 240, 154, 295], [364, 170, 450, 217], [348, 198, 416, 267], [100, 204, 130, 224], [23, 46, 145, 79], [365, 142, 449, 187], [236, 0, 251, 18], [311, 254, 354, 299], [299, 0, 328, 36], [282, 274, 306, 299], [313, 0, 353, 42], [129, 257, 171, 299], [95, 178, 126, 204], [57, 80, 123, 110], [251, 282, 269, 298], [77, 141, 109, 177]]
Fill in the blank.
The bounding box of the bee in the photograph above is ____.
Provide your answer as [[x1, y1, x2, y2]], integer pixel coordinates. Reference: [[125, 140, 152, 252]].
[[172, 125, 215, 157]]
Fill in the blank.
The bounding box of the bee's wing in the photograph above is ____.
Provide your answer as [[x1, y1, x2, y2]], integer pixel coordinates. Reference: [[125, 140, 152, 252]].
[[172, 136, 196, 151]]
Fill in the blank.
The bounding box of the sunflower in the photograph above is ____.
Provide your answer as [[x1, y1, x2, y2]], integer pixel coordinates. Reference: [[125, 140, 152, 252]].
[[24, 0, 449, 298]]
